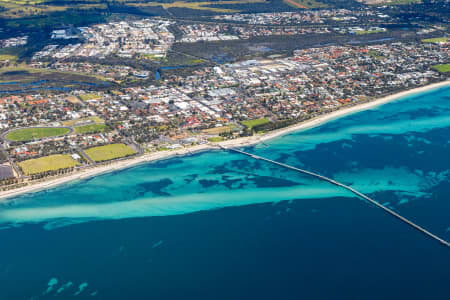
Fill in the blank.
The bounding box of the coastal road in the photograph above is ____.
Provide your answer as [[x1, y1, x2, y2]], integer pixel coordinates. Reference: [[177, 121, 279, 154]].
[[75, 146, 96, 165], [0, 143, 23, 179]]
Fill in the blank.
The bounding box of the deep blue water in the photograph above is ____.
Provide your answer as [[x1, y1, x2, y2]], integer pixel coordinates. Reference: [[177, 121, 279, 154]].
[[0, 86, 449, 299]]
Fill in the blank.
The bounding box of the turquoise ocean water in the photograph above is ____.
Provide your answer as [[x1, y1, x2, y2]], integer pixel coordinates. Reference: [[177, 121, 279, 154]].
[[0, 86, 449, 299]]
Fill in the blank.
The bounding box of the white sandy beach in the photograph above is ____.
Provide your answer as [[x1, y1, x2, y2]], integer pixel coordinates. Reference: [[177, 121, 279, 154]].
[[0, 80, 448, 200]]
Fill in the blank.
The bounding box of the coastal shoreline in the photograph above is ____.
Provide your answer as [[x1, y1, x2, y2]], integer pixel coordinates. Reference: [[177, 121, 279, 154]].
[[1, 80, 449, 200]]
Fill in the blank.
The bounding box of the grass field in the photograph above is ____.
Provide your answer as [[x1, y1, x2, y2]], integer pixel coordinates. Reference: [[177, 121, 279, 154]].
[[62, 116, 104, 127], [0, 0, 47, 5], [0, 65, 108, 85], [202, 125, 233, 135], [140, 53, 164, 61], [355, 29, 386, 35], [5, 127, 70, 142], [79, 93, 102, 101], [0, 1, 67, 19], [207, 136, 224, 142], [85, 143, 136, 162], [0, 0, 103, 18], [0, 46, 23, 55], [0, 47, 21, 64], [0, 54, 17, 62], [283, 0, 327, 9], [131, 0, 267, 13], [431, 64, 450, 73], [0, 0, 272, 20], [74, 124, 109, 134], [241, 118, 270, 129], [422, 37, 448, 44], [18, 154, 79, 175]]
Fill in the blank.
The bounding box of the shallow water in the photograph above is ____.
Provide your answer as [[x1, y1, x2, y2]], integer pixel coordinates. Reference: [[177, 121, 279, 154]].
[[0, 86, 449, 299]]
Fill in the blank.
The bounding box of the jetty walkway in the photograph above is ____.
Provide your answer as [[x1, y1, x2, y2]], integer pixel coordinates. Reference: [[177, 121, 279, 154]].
[[219, 145, 450, 248]]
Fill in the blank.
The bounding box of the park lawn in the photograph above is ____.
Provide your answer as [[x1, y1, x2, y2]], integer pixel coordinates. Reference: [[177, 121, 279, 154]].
[[18, 154, 79, 175], [355, 29, 385, 35], [431, 64, 450, 73], [0, 1, 68, 19], [0, 0, 48, 5], [0, 64, 108, 85], [74, 124, 108, 134], [79, 93, 102, 101], [130, 0, 268, 13], [284, 0, 327, 9], [0, 46, 23, 56], [0, 54, 17, 62], [85, 143, 136, 162], [422, 37, 448, 43], [62, 116, 104, 127], [140, 53, 164, 61], [241, 118, 270, 129], [202, 125, 233, 135], [6, 127, 70, 142], [187, 59, 203, 65], [207, 136, 224, 142], [368, 51, 384, 59], [110, 90, 123, 95]]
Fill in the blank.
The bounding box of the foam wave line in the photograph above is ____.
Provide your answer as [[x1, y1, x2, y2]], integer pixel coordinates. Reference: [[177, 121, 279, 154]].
[[0, 185, 350, 228]]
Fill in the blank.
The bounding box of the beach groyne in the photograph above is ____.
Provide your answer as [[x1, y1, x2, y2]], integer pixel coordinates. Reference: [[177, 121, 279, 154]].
[[222, 146, 450, 249]]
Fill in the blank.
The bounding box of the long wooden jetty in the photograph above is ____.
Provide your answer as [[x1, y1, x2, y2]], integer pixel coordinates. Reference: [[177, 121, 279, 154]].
[[220, 145, 450, 248]]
